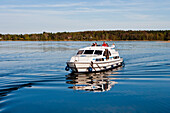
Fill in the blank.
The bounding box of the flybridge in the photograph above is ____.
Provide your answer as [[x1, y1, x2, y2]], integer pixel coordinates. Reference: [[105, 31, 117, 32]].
[[77, 43, 116, 55], [83, 44, 115, 49], [80, 46, 115, 51], [77, 45, 116, 56]]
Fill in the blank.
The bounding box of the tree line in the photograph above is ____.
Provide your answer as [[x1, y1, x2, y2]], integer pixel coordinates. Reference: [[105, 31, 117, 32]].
[[0, 30, 169, 41]]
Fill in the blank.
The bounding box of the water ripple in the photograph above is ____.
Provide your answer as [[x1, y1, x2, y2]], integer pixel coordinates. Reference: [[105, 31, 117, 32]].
[[0, 41, 170, 113]]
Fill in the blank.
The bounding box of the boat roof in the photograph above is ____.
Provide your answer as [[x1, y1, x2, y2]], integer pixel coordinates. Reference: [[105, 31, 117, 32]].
[[79, 45, 115, 51]]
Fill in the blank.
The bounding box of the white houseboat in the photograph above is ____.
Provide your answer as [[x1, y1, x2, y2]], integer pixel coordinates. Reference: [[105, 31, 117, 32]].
[[65, 43, 124, 73]]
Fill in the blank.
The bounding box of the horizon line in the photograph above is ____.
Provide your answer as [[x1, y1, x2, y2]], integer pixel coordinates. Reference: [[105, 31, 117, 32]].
[[0, 29, 170, 35]]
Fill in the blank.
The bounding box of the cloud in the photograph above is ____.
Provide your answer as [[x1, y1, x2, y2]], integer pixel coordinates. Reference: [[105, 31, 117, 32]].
[[0, 6, 166, 16], [0, 1, 162, 9], [0, 1, 169, 14], [0, 2, 85, 8], [124, 13, 152, 20], [0, 8, 135, 16]]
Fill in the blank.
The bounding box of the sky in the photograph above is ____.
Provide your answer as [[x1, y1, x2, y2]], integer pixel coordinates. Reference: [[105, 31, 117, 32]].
[[0, 0, 170, 34]]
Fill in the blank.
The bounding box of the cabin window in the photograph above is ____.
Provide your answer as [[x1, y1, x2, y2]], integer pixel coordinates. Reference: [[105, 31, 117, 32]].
[[84, 50, 94, 54], [94, 50, 103, 55], [77, 50, 84, 55], [114, 56, 119, 59], [96, 58, 104, 61]]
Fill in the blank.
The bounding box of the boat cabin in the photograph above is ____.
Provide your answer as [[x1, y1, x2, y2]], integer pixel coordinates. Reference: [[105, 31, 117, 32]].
[[71, 46, 120, 62]]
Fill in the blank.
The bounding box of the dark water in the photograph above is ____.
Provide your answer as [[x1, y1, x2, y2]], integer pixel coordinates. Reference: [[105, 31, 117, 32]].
[[0, 41, 170, 113]]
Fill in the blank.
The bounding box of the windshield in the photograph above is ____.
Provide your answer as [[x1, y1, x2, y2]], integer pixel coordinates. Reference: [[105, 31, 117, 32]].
[[84, 50, 94, 54], [94, 50, 103, 55], [77, 50, 84, 55]]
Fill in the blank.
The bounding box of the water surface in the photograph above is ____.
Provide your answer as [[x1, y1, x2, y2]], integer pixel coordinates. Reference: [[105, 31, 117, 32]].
[[0, 41, 170, 113]]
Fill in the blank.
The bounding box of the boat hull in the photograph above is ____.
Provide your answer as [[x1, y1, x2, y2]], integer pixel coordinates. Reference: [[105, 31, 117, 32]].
[[67, 58, 124, 73]]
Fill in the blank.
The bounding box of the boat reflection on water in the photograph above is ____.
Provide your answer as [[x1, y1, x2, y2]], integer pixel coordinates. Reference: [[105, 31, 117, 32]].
[[66, 68, 122, 92]]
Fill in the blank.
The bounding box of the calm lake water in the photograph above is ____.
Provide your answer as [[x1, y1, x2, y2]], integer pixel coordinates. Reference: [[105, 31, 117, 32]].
[[0, 41, 170, 113]]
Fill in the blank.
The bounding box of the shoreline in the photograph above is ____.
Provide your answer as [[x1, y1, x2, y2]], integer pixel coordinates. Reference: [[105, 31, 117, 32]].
[[1, 30, 169, 42], [0, 40, 170, 43], [159, 40, 170, 43]]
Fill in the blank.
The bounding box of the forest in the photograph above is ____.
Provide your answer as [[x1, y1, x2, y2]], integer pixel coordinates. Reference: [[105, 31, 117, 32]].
[[0, 30, 169, 41]]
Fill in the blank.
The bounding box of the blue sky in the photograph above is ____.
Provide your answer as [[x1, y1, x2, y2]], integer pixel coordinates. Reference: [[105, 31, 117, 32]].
[[0, 0, 170, 34]]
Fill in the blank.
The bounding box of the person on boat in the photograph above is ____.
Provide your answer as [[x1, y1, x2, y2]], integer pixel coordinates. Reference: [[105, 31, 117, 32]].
[[111, 43, 115, 48], [95, 42, 97, 46], [92, 43, 95, 46], [102, 42, 107, 46], [106, 43, 109, 47], [103, 49, 109, 60]]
